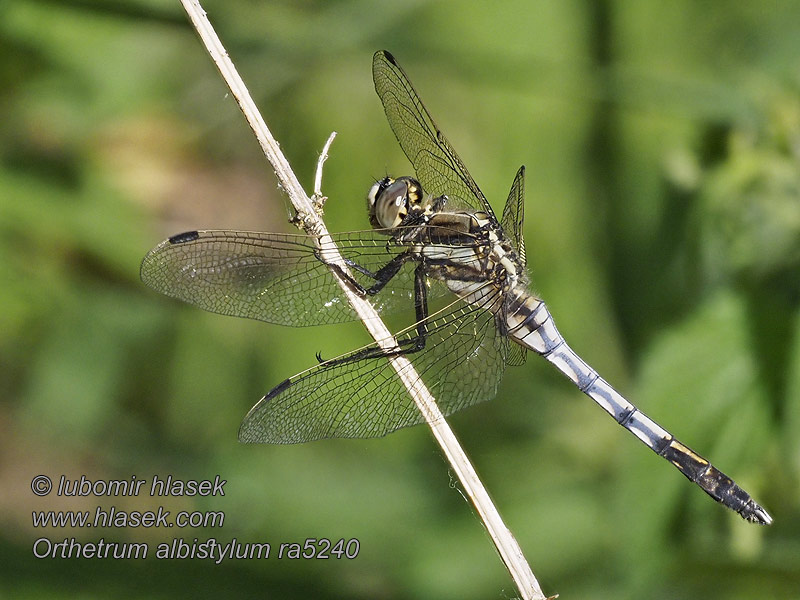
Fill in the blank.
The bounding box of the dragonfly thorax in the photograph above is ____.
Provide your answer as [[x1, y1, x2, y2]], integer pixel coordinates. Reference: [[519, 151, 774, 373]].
[[367, 176, 433, 230]]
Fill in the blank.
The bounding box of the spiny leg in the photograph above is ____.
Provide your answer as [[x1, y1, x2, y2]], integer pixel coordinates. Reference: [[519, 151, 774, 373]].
[[318, 262, 431, 367], [318, 248, 417, 298]]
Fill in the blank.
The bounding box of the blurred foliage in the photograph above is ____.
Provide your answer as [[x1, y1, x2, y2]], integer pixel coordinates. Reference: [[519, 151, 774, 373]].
[[2, 0, 799, 598]]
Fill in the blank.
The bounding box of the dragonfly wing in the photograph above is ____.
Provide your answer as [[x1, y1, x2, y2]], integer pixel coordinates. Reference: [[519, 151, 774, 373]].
[[140, 229, 431, 326], [372, 50, 497, 220], [239, 284, 514, 443], [500, 166, 526, 267], [505, 338, 527, 366]]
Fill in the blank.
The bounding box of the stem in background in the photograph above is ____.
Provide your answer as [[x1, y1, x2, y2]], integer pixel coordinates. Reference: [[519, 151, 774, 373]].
[[178, 1, 547, 598]]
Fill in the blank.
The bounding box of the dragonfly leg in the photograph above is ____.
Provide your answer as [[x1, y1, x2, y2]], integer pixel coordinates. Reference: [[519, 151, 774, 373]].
[[365, 251, 418, 295], [317, 263, 431, 366], [315, 247, 418, 297], [324, 262, 370, 297], [342, 257, 381, 280]]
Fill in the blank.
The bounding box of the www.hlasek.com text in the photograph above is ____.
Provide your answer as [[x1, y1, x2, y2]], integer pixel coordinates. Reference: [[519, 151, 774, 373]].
[[32, 505, 224, 529]]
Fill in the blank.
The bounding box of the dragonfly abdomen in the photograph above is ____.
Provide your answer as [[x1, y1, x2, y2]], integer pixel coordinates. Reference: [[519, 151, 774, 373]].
[[505, 295, 771, 523], [505, 292, 563, 355]]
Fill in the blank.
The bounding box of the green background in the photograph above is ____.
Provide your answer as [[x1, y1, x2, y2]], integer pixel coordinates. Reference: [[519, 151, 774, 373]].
[[2, 0, 798, 598]]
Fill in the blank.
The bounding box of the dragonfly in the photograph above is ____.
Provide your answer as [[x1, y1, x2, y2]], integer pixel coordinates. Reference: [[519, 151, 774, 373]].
[[141, 50, 771, 525]]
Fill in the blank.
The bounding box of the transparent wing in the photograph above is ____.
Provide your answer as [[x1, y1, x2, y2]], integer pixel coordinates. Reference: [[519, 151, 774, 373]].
[[140, 229, 451, 327], [505, 336, 527, 367], [239, 284, 515, 443], [500, 166, 526, 267], [373, 50, 498, 220]]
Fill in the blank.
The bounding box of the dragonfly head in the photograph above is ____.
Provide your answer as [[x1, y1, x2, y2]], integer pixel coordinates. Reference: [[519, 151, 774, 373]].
[[367, 176, 428, 230]]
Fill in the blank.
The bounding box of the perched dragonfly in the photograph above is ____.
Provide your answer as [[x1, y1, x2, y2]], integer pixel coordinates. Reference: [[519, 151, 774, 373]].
[[141, 50, 771, 524]]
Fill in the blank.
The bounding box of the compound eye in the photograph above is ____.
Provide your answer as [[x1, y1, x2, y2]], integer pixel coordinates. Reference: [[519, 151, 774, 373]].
[[371, 179, 409, 228], [366, 177, 391, 209]]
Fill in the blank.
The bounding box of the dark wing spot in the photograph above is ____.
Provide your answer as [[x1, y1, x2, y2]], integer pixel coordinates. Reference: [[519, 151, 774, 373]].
[[168, 231, 200, 244], [382, 50, 399, 67], [265, 378, 292, 400]]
